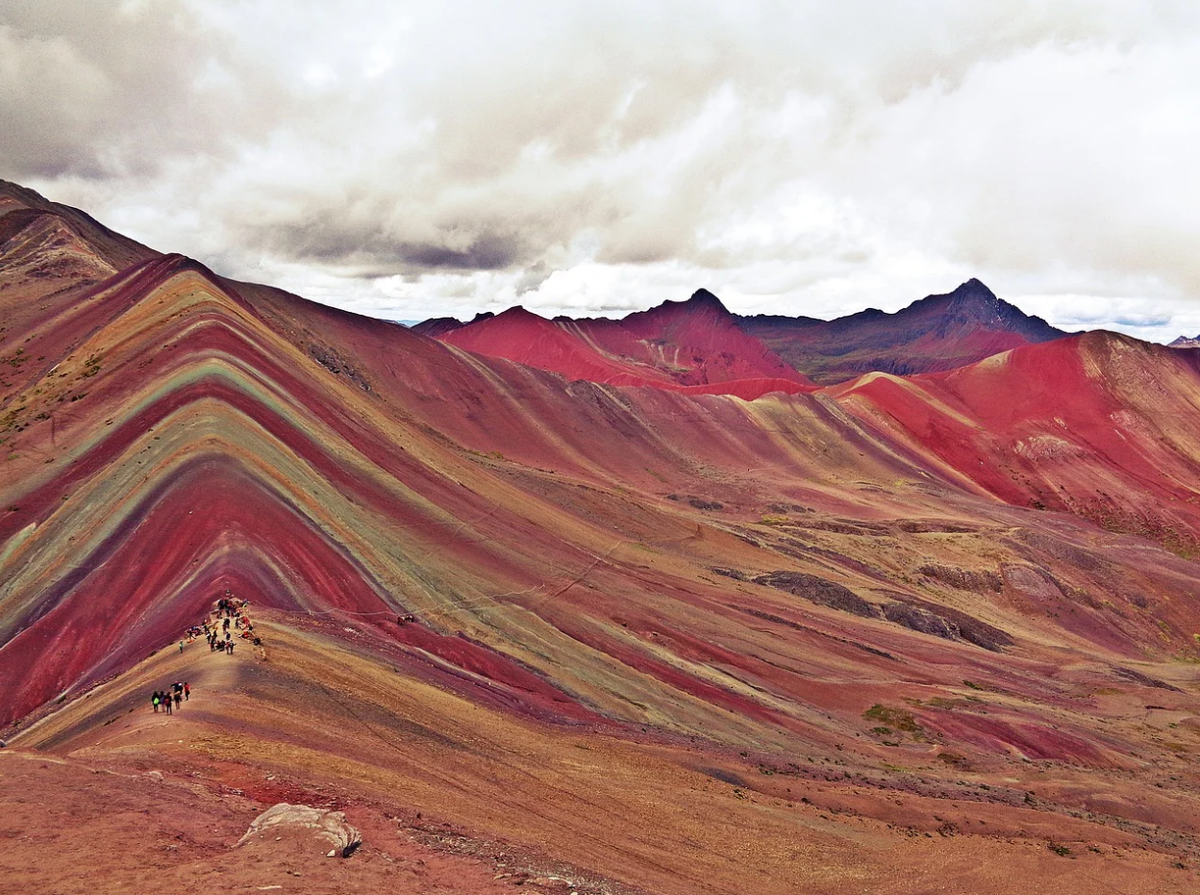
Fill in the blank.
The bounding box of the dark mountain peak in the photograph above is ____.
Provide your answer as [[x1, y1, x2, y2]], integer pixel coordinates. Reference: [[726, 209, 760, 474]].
[[737, 279, 1066, 384], [953, 277, 997, 298], [411, 309, 498, 338], [687, 288, 726, 310], [410, 316, 465, 338], [936, 278, 1000, 312], [474, 305, 559, 329], [636, 288, 731, 323], [1169, 335, 1200, 349], [911, 279, 1066, 340]]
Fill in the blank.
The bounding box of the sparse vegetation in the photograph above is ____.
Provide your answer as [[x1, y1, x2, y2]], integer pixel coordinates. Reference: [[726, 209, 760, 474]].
[[863, 704, 925, 740], [936, 752, 969, 767], [79, 353, 102, 378]]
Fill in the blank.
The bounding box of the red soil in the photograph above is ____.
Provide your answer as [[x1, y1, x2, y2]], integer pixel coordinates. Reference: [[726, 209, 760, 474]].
[[438, 292, 812, 397], [6, 181, 1200, 892]]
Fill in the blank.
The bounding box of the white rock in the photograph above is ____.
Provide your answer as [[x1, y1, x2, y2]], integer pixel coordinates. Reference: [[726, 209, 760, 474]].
[[237, 802, 362, 858]]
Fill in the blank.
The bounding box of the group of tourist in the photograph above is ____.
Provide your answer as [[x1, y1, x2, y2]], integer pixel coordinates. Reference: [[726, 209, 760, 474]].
[[150, 681, 188, 714], [153, 593, 264, 714], [194, 595, 262, 654]]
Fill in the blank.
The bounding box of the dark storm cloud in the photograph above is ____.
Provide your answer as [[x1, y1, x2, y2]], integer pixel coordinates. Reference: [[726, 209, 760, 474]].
[[280, 226, 524, 275], [398, 233, 520, 272], [235, 187, 547, 275]]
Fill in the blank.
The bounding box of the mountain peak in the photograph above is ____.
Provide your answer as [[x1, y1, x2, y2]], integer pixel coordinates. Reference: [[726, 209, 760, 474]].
[[688, 287, 726, 310], [914, 279, 1065, 343], [452, 305, 548, 330], [636, 288, 730, 324], [736, 278, 1065, 384], [945, 278, 998, 304], [961, 277, 992, 292]]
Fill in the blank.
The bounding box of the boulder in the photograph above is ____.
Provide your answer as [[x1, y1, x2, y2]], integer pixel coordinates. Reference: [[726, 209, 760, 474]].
[[237, 803, 361, 858], [753, 571, 877, 618]]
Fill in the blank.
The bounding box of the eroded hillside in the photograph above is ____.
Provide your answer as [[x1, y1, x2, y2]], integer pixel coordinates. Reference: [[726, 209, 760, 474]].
[[3, 181, 1200, 893]]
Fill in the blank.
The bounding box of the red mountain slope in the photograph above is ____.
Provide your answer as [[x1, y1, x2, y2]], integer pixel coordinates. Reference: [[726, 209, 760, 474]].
[[6, 183, 1200, 892], [833, 333, 1200, 552], [567, 288, 809, 386], [434, 289, 814, 398]]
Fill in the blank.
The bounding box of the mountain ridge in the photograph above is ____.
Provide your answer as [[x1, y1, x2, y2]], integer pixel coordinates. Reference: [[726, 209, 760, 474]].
[[735, 278, 1066, 384], [5, 183, 1200, 892], [419, 278, 1067, 388], [435, 292, 813, 396]]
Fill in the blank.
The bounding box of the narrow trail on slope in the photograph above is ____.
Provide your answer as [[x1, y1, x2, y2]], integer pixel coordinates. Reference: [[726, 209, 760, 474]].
[[3, 597, 261, 752], [143, 597, 264, 724]]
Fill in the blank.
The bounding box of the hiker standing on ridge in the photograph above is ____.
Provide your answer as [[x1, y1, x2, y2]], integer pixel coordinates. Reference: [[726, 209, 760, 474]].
[[151, 691, 160, 713]]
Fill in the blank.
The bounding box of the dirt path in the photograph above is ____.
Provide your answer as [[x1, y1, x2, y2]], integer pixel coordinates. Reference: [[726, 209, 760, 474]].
[[6, 602, 254, 752]]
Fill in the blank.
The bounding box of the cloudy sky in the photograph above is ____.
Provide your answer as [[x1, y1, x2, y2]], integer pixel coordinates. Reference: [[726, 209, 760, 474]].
[[2, 1, 1199, 340]]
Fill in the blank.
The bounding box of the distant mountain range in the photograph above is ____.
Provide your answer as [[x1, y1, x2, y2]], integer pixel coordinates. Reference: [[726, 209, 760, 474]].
[[418, 278, 1067, 388], [735, 278, 1065, 384], [416, 288, 814, 400]]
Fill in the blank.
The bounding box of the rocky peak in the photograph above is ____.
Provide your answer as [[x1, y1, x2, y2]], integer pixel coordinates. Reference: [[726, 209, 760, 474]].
[[687, 288, 728, 311], [942, 278, 1000, 311], [637, 288, 731, 325]]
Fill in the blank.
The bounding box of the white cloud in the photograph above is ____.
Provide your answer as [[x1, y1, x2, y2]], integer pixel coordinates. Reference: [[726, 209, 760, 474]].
[[3, 1, 1199, 340]]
